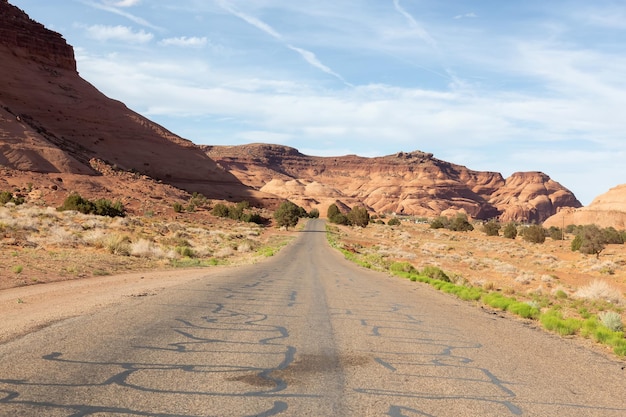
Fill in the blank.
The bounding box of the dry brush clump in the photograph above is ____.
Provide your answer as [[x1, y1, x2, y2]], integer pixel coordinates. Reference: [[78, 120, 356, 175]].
[[574, 280, 624, 305], [1, 201, 278, 286]]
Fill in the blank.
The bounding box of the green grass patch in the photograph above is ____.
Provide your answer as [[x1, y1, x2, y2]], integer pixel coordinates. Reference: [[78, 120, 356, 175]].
[[170, 258, 220, 268], [508, 302, 540, 319], [539, 310, 582, 336], [482, 293, 515, 311]]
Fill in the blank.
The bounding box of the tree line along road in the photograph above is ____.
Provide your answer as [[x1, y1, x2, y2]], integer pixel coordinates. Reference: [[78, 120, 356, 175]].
[[0, 218, 624, 416]]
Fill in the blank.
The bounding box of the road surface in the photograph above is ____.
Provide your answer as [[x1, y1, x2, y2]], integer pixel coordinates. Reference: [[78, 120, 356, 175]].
[[0, 219, 625, 416]]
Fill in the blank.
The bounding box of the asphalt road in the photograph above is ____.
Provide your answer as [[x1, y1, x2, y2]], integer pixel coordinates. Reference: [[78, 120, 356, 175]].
[[1, 219, 625, 416]]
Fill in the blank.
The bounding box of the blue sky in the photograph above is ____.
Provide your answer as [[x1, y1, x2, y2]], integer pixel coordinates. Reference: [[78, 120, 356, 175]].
[[10, 0, 626, 205]]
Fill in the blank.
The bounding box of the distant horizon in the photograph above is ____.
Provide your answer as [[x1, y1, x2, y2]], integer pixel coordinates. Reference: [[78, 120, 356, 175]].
[[10, 0, 626, 205]]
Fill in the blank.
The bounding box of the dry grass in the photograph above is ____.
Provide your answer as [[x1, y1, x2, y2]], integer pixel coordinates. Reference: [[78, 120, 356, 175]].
[[0, 203, 289, 290], [333, 220, 626, 325], [575, 280, 624, 305]]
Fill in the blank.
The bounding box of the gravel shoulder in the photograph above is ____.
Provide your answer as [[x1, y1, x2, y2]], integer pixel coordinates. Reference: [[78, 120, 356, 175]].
[[0, 267, 227, 344]]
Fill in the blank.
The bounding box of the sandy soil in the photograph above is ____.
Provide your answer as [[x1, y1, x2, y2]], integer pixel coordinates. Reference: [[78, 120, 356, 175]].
[[0, 268, 228, 344]]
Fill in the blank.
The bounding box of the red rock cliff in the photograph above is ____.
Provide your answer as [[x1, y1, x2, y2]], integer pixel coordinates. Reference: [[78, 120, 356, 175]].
[[0, 1, 76, 71]]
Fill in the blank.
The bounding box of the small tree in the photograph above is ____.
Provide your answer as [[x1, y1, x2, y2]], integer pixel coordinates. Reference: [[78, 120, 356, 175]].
[[327, 204, 340, 219], [274, 201, 302, 229], [449, 214, 474, 232], [522, 224, 546, 244], [503, 222, 518, 239], [547, 226, 563, 240], [347, 206, 370, 228], [212, 203, 230, 218], [482, 220, 501, 236], [309, 208, 320, 218], [572, 224, 607, 258], [387, 217, 401, 226], [430, 216, 448, 229]]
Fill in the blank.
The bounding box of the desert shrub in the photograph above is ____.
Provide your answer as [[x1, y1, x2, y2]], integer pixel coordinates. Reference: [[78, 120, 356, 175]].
[[390, 261, 416, 275], [347, 206, 370, 228], [58, 193, 125, 217], [387, 217, 401, 226], [571, 224, 610, 258], [0, 191, 24, 205], [421, 265, 450, 282], [330, 212, 349, 225], [309, 208, 320, 218], [130, 239, 164, 258], [449, 214, 474, 232], [503, 222, 518, 239], [547, 226, 563, 240], [482, 220, 500, 236], [555, 289, 568, 299], [189, 192, 208, 209], [241, 212, 265, 224], [274, 201, 305, 229], [574, 280, 623, 304], [175, 245, 195, 258], [327, 203, 340, 218], [429, 216, 448, 229], [212, 201, 266, 224], [173, 202, 184, 213], [212, 203, 230, 218], [602, 227, 624, 244], [521, 224, 546, 244], [93, 198, 125, 217], [600, 311, 624, 332], [105, 234, 131, 256]]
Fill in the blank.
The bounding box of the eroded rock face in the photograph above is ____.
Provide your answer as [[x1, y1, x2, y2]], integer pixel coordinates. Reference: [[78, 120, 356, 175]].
[[204, 144, 582, 222], [0, 1, 75, 71], [544, 184, 626, 229], [0, 1, 274, 206]]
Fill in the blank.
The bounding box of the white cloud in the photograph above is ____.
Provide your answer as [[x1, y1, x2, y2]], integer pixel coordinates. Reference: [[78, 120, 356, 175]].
[[103, 0, 141, 7], [454, 12, 477, 20], [160, 36, 208, 48], [84, 24, 153, 43]]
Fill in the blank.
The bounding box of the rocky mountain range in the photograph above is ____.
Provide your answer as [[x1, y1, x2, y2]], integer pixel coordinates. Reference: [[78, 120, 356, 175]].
[[204, 144, 581, 222], [0, 1, 615, 224]]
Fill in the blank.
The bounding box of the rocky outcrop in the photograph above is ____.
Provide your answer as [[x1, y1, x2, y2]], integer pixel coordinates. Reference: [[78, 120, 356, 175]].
[[0, 1, 277, 207], [544, 184, 626, 229], [0, 1, 75, 71], [489, 172, 583, 224], [204, 144, 582, 222]]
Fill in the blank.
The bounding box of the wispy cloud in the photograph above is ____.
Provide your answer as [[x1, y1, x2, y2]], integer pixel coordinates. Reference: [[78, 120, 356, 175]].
[[83, 24, 153, 43], [84, 0, 161, 30], [286, 45, 352, 86], [216, 0, 350, 85], [454, 12, 477, 20], [160, 36, 208, 48], [103, 0, 141, 7], [392, 0, 437, 47], [216, 0, 282, 40]]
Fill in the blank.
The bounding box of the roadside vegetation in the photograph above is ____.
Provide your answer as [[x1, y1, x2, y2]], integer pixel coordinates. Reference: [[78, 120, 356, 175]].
[[0, 198, 292, 288], [327, 219, 626, 358]]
